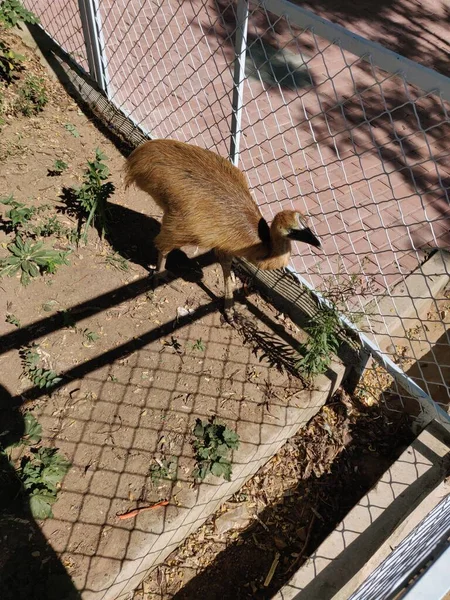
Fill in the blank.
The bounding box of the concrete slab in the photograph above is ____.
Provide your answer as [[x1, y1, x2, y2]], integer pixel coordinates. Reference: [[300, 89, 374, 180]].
[[91, 363, 343, 600], [273, 420, 450, 600], [361, 249, 450, 353]]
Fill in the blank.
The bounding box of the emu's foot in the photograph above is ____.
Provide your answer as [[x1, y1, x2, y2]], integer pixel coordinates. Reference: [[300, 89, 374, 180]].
[[224, 308, 235, 324], [222, 297, 237, 324], [150, 269, 170, 289]]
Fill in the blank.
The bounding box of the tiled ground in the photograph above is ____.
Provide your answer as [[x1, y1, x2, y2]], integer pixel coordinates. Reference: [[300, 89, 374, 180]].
[[24, 0, 450, 306]]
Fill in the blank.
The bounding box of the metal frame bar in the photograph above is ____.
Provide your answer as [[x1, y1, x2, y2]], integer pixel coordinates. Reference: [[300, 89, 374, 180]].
[[230, 0, 250, 166], [260, 0, 450, 101], [349, 494, 450, 600], [403, 544, 450, 600], [78, 0, 109, 93]]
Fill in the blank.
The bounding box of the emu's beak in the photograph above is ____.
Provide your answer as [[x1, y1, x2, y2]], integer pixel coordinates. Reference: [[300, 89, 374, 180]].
[[288, 227, 321, 248]]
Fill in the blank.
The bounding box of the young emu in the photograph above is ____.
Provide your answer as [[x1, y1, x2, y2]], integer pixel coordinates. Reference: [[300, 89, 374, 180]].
[[125, 139, 321, 320]]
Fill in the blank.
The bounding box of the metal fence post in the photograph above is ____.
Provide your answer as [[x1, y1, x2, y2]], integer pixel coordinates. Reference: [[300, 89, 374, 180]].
[[230, 0, 250, 166], [78, 0, 109, 94]]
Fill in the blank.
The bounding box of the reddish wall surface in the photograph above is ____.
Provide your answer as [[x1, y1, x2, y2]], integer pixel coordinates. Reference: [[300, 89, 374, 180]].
[[24, 0, 450, 301]]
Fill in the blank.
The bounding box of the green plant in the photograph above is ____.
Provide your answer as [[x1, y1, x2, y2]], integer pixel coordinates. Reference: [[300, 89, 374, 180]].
[[48, 159, 68, 176], [59, 309, 76, 328], [0, 235, 69, 285], [0, 40, 24, 82], [0, 195, 35, 231], [64, 122, 79, 137], [295, 306, 341, 380], [65, 227, 80, 244], [2, 412, 42, 451], [5, 312, 20, 327], [191, 417, 240, 482], [149, 457, 177, 484], [32, 215, 64, 237], [14, 75, 48, 116], [70, 148, 115, 243], [20, 344, 63, 389], [21, 412, 42, 445], [191, 338, 205, 352], [0, 0, 38, 28], [82, 328, 99, 343], [104, 251, 129, 271], [19, 447, 70, 519]]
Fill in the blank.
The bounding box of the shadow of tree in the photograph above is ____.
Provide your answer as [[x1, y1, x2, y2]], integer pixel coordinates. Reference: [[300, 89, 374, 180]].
[[0, 385, 80, 600], [293, 0, 450, 77], [187, 0, 450, 289], [163, 391, 414, 600]]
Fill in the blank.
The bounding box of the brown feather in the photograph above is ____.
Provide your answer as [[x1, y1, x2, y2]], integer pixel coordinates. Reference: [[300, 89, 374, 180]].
[[124, 139, 318, 312]]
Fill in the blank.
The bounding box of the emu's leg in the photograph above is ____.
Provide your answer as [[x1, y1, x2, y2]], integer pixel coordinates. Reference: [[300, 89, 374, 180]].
[[216, 250, 234, 321], [153, 227, 173, 288], [151, 250, 169, 288]]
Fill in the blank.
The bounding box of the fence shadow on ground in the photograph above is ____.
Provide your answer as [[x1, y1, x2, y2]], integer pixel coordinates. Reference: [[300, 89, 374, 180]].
[[167, 392, 416, 600]]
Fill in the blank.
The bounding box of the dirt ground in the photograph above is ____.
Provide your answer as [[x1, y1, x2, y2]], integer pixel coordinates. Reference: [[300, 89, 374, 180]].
[[0, 27, 316, 600], [0, 26, 445, 600]]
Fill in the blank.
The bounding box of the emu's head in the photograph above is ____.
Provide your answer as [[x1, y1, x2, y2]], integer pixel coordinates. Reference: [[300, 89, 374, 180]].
[[272, 210, 321, 248]]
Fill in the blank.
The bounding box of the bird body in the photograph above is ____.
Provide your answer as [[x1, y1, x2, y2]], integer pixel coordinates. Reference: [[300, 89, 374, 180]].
[[125, 139, 321, 318]]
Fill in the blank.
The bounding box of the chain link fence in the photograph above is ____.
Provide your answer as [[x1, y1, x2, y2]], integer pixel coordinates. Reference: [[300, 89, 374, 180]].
[[23, 0, 450, 428], [16, 0, 450, 593]]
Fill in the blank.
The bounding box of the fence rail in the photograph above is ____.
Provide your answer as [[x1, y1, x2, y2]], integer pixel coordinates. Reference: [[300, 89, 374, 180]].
[[22, 0, 450, 433]]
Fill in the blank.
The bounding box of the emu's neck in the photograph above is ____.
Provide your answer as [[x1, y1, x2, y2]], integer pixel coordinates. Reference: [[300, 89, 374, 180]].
[[244, 227, 292, 270]]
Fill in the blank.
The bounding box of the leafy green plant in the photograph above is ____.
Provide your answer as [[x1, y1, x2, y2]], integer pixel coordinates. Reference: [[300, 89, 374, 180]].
[[19, 447, 70, 519], [20, 344, 63, 389], [0, 40, 24, 82], [0, 195, 35, 231], [64, 122, 79, 137], [0, 0, 38, 28], [0, 410, 69, 519], [82, 328, 99, 343], [104, 251, 129, 271], [149, 457, 177, 485], [59, 309, 76, 328], [0, 235, 69, 285], [32, 215, 64, 237], [48, 159, 68, 176], [2, 412, 42, 452], [191, 338, 205, 352], [14, 75, 48, 116], [21, 412, 42, 445], [5, 312, 20, 327], [192, 417, 240, 482], [70, 148, 115, 243], [295, 306, 341, 380], [65, 227, 80, 245]]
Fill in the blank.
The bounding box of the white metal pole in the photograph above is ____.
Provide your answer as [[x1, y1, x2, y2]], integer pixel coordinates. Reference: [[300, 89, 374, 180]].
[[230, 0, 250, 166], [78, 0, 109, 94]]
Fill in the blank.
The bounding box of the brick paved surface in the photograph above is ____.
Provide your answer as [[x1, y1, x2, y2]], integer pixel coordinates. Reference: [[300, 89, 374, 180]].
[[25, 0, 450, 301]]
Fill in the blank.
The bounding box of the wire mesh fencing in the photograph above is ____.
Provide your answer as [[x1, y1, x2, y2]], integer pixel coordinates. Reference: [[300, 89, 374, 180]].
[[226, 0, 450, 431], [21, 0, 450, 430], [348, 492, 450, 600], [23, 0, 88, 71], [6, 0, 450, 597]]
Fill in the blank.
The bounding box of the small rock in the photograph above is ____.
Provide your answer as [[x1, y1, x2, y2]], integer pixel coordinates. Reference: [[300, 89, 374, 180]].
[[214, 503, 252, 535]]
